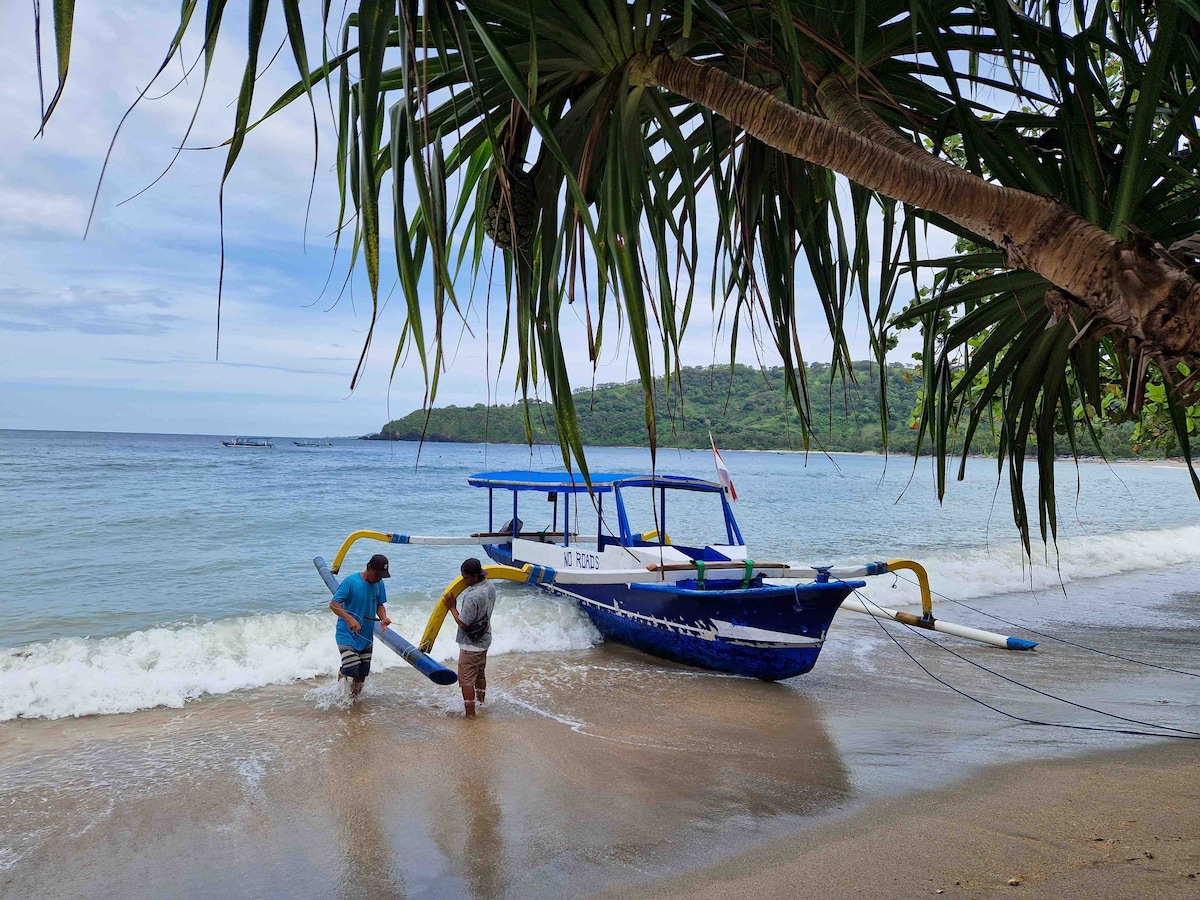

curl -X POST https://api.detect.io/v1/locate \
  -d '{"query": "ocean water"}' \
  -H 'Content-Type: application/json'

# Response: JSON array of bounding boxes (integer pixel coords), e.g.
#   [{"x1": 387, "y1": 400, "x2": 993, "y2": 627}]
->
[
  {"x1": 1, "y1": 428, "x2": 1199, "y2": 723},
  {"x1": 2, "y1": 430, "x2": 1200, "y2": 898}
]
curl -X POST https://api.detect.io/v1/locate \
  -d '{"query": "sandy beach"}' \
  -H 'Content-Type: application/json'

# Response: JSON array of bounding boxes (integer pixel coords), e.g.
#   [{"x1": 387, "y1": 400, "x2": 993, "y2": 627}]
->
[{"x1": 610, "y1": 741, "x2": 1200, "y2": 900}]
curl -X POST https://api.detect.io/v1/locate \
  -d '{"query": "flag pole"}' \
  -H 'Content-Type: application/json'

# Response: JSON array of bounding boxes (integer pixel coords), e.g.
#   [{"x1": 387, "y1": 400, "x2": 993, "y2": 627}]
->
[{"x1": 709, "y1": 431, "x2": 738, "y2": 501}]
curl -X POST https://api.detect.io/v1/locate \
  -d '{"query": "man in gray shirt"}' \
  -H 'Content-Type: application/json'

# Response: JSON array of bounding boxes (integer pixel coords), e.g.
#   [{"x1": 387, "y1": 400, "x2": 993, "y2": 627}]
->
[{"x1": 444, "y1": 557, "x2": 496, "y2": 718}]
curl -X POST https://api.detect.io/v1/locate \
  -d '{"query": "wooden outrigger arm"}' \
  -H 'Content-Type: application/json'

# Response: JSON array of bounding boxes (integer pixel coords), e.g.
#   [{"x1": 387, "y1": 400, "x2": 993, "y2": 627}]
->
[
  {"x1": 416, "y1": 563, "x2": 550, "y2": 653},
  {"x1": 814, "y1": 559, "x2": 1037, "y2": 651},
  {"x1": 328, "y1": 529, "x2": 574, "y2": 573}
]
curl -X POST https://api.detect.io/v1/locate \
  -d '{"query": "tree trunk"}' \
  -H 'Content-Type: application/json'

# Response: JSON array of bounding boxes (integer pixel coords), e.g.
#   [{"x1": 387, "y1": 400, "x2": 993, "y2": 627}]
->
[{"x1": 633, "y1": 52, "x2": 1200, "y2": 366}]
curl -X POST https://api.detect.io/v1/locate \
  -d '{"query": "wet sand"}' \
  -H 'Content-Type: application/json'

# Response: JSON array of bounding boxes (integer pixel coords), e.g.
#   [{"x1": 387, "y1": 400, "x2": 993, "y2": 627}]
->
[
  {"x1": 0, "y1": 647, "x2": 857, "y2": 899},
  {"x1": 2, "y1": 639, "x2": 1198, "y2": 899}
]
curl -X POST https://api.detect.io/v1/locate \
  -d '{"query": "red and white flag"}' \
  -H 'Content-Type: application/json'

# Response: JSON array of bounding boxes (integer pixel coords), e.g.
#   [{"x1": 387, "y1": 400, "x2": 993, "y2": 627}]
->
[{"x1": 709, "y1": 432, "x2": 738, "y2": 501}]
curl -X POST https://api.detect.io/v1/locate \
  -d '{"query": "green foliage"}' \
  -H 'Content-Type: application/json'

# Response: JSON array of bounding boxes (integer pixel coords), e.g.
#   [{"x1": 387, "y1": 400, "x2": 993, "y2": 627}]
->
[
  {"x1": 380, "y1": 362, "x2": 927, "y2": 454},
  {"x1": 1072, "y1": 362, "x2": 1200, "y2": 457},
  {"x1": 381, "y1": 360, "x2": 1185, "y2": 460}
]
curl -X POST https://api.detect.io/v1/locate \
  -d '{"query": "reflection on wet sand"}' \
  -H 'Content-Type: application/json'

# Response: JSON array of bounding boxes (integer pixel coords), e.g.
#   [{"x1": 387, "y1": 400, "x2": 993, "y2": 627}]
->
[
  {"x1": 328, "y1": 707, "x2": 407, "y2": 900},
  {"x1": 351, "y1": 645, "x2": 854, "y2": 895},
  {"x1": 427, "y1": 725, "x2": 507, "y2": 899},
  {"x1": 487, "y1": 645, "x2": 852, "y2": 860}
]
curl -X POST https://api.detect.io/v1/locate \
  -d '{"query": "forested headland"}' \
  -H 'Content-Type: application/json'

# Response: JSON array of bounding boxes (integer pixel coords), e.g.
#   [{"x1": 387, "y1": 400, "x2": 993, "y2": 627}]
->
[{"x1": 370, "y1": 363, "x2": 1160, "y2": 458}]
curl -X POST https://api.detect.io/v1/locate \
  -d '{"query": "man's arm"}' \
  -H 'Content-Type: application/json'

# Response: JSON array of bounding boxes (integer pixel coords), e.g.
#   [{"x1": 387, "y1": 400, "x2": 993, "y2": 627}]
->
[
  {"x1": 376, "y1": 602, "x2": 391, "y2": 631},
  {"x1": 443, "y1": 591, "x2": 467, "y2": 627}
]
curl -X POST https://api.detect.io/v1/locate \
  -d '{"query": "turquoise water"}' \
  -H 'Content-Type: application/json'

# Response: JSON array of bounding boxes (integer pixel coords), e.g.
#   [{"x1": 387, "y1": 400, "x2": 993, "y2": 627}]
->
[{"x1": 2, "y1": 428, "x2": 1200, "y2": 721}]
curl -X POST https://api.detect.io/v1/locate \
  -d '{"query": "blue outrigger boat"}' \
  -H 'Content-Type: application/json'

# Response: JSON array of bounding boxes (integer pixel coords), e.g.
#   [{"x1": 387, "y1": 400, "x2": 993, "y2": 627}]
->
[
  {"x1": 464, "y1": 471, "x2": 855, "y2": 680},
  {"x1": 317, "y1": 470, "x2": 1036, "y2": 683}
]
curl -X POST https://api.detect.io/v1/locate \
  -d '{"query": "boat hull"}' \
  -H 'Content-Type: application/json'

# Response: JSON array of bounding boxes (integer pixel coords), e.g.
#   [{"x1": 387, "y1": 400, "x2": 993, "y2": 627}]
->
[
  {"x1": 570, "y1": 581, "x2": 855, "y2": 680},
  {"x1": 484, "y1": 543, "x2": 859, "y2": 680}
]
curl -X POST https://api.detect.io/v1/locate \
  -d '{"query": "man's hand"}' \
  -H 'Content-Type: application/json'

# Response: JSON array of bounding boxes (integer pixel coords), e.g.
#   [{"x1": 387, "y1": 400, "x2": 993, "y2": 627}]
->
[
  {"x1": 379, "y1": 614, "x2": 392, "y2": 631},
  {"x1": 346, "y1": 616, "x2": 361, "y2": 634},
  {"x1": 442, "y1": 591, "x2": 457, "y2": 610}
]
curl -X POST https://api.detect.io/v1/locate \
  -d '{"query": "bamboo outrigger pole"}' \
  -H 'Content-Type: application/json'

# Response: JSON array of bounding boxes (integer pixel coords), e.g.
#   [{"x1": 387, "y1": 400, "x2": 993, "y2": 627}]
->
[
  {"x1": 328, "y1": 530, "x2": 575, "y2": 573},
  {"x1": 314, "y1": 557, "x2": 459, "y2": 685}
]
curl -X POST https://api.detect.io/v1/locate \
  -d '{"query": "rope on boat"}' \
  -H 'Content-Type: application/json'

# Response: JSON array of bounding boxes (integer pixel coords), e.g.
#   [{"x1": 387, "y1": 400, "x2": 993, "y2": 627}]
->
[{"x1": 849, "y1": 588, "x2": 1200, "y2": 740}]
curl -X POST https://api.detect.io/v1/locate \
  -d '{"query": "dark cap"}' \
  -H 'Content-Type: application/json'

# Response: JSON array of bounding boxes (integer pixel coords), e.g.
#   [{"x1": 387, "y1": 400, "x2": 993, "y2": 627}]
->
[
  {"x1": 367, "y1": 554, "x2": 391, "y2": 578},
  {"x1": 460, "y1": 557, "x2": 483, "y2": 577}
]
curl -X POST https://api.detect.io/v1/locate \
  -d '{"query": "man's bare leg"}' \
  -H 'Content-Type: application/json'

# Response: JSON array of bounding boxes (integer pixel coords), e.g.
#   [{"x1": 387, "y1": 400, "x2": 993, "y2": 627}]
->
[
  {"x1": 350, "y1": 677, "x2": 365, "y2": 700},
  {"x1": 461, "y1": 684, "x2": 476, "y2": 718},
  {"x1": 476, "y1": 675, "x2": 486, "y2": 705}
]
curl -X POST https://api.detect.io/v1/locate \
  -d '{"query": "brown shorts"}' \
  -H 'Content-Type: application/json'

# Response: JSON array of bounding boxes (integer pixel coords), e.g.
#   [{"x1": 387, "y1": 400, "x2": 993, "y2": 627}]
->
[{"x1": 458, "y1": 648, "x2": 487, "y2": 688}]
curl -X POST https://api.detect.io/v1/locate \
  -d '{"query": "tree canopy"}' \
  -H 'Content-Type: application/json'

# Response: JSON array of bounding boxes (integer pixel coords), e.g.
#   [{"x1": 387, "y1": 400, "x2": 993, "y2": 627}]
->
[
  {"x1": 377, "y1": 362, "x2": 928, "y2": 452},
  {"x1": 377, "y1": 360, "x2": 1168, "y2": 458},
  {"x1": 34, "y1": 0, "x2": 1200, "y2": 551}
]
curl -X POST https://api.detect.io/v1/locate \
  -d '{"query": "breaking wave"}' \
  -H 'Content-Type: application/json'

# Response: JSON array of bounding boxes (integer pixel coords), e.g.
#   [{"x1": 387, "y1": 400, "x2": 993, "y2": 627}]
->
[
  {"x1": 0, "y1": 599, "x2": 599, "y2": 722},
  {"x1": 848, "y1": 524, "x2": 1200, "y2": 608}
]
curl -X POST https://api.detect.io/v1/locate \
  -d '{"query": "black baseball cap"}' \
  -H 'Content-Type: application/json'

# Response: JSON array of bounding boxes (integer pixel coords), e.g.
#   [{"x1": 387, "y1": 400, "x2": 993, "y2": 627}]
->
[
  {"x1": 367, "y1": 554, "x2": 391, "y2": 578},
  {"x1": 460, "y1": 557, "x2": 483, "y2": 576}
]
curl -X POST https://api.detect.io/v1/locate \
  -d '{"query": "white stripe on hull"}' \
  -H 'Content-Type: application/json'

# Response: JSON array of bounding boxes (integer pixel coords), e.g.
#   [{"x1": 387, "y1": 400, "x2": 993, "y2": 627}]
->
[
  {"x1": 709, "y1": 619, "x2": 822, "y2": 647},
  {"x1": 545, "y1": 585, "x2": 823, "y2": 648}
]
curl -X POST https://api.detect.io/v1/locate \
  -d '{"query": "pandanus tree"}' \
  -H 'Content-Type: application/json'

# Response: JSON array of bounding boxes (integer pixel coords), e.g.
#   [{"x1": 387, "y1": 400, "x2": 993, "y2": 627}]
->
[{"x1": 34, "y1": 0, "x2": 1200, "y2": 549}]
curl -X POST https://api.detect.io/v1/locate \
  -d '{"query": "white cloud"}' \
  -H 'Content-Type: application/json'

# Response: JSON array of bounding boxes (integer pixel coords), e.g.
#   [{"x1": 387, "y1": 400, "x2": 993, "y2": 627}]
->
[{"x1": 0, "y1": 185, "x2": 90, "y2": 239}]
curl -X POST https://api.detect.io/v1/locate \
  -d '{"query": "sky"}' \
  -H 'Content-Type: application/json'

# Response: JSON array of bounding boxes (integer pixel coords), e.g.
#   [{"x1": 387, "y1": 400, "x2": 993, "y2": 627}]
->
[{"x1": 0, "y1": 3, "x2": 947, "y2": 438}]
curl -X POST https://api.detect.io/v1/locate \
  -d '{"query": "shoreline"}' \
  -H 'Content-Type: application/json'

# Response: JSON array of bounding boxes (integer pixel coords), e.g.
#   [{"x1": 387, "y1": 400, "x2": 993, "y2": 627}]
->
[
  {"x1": 600, "y1": 739, "x2": 1200, "y2": 900},
  {"x1": 10, "y1": 701, "x2": 1193, "y2": 900},
  {"x1": 4, "y1": 433, "x2": 1198, "y2": 897},
  {"x1": 364, "y1": 433, "x2": 1189, "y2": 467},
  {"x1": 4, "y1": 429, "x2": 1186, "y2": 467}
]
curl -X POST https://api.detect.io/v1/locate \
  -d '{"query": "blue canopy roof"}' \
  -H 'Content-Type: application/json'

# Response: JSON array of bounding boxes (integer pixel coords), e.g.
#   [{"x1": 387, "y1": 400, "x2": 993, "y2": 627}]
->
[{"x1": 467, "y1": 471, "x2": 725, "y2": 494}]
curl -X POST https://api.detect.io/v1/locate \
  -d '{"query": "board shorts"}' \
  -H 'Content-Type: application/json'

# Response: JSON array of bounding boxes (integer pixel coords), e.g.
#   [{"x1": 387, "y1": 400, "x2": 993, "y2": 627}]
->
[
  {"x1": 338, "y1": 644, "x2": 373, "y2": 680},
  {"x1": 458, "y1": 648, "x2": 487, "y2": 689}
]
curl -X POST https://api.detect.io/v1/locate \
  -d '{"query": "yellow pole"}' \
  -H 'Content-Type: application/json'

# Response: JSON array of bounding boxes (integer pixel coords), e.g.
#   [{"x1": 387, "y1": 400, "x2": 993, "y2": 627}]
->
[
  {"x1": 417, "y1": 564, "x2": 543, "y2": 654},
  {"x1": 329, "y1": 530, "x2": 393, "y2": 573},
  {"x1": 884, "y1": 559, "x2": 933, "y2": 620}
]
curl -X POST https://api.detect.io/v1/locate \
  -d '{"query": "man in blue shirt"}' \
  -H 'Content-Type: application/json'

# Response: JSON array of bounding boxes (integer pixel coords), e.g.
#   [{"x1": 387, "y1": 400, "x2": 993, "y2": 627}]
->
[{"x1": 329, "y1": 553, "x2": 392, "y2": 700}]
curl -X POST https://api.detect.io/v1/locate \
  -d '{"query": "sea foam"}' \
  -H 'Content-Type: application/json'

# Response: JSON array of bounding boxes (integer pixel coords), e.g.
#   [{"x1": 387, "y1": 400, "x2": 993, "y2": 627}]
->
[
  {"x1": 0, "y1": 599, "x2": 599, "y2": 722},
  {"x1": 849, "y1": 523, "x2": 1200, "y2": 609}
]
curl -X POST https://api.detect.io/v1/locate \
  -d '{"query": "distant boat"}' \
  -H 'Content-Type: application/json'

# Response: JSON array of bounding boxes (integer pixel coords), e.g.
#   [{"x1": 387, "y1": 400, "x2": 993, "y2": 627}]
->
[
  {"x1": 293, "y1": 439, "x2": 333, "y2": 447},
  {"x1": 222, "y1": 437, "x2": 274, "y2": 448}
]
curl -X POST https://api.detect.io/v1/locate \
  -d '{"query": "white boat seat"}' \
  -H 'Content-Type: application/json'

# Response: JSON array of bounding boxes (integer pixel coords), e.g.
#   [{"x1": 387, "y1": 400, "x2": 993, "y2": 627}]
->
[
  {"x1": 625, "y1": 545, "x2": 694, "y2": 566},
  {"x1": 705, "y1": 545, "x2": 747, "y2": 561}
]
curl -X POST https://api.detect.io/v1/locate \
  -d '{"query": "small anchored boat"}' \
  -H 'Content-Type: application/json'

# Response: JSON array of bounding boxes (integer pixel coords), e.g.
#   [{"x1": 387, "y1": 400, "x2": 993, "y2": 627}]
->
[
  {"x1": 318, "y1": 470, "x2": 1036, "y2": 681},
  {"x1": 222, "y1": 437, "x2": 274, "y2": 448},
  {"x1": 293, "y1": 439, "x2": 333, "y2": 447}
]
